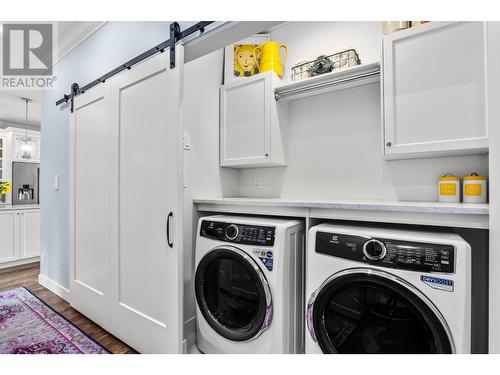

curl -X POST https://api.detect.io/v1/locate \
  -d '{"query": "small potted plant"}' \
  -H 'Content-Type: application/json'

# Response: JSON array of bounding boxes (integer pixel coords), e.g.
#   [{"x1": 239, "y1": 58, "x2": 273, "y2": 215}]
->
[
  {"x1": 307, "y1": 55, "x2": 335, "y2": 77},
  {"x1": 0, "y1": 180, "x2": 12, "y2": 195}
]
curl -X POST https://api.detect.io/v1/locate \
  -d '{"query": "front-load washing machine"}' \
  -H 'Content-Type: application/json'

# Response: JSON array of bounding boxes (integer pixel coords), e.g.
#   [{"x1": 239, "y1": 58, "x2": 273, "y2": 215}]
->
[
  {"x1": 306, "y1": 223, "x2": 471, "y2": 354},
  {"x1": 195, "y1": 215, "x2": 305, "y2": 353}
]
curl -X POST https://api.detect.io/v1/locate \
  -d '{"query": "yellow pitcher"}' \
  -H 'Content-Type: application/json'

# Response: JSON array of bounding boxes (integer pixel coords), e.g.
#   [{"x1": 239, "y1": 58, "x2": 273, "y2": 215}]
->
[{"x1": 254, "y1": 41, "x2": 288, "y2": 78}]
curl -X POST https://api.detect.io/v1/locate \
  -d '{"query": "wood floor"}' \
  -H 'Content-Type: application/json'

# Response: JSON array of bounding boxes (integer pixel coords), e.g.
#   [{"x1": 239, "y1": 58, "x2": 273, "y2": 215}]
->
[{"x1": 0, "y1": 262, "x2": 136, "y2": 354}]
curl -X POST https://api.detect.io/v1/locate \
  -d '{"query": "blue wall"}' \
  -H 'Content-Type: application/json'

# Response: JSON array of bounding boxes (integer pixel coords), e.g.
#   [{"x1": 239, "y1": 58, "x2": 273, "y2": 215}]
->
[{"x1": 41, "y1": 22, "x2": 184, "y2": 288}]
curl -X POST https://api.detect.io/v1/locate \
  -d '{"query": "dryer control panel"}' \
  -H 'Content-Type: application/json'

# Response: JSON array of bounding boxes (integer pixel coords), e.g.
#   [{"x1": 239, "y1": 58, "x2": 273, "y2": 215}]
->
[
  {"x1": 200, "y1": 220, "x2": 276, "y2": 246},
  {"x1": 315, "y1": 231, "x2": 455, "y2": 274}
]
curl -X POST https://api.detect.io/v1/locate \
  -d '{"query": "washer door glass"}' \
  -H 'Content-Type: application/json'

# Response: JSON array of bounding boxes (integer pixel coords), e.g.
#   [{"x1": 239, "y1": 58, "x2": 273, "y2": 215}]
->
[
  {"x1": 311, "y1": 272, "x2": 453, "y2": 354},
  {"x1": 195, "y1": 247, "x2": 270, "y2": 341}
]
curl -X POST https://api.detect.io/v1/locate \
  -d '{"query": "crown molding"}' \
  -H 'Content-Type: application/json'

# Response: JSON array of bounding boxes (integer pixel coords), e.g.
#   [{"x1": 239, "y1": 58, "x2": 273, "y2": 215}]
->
[{"x1": 55, "y1": 21, "x2": 107, "y2": 64}]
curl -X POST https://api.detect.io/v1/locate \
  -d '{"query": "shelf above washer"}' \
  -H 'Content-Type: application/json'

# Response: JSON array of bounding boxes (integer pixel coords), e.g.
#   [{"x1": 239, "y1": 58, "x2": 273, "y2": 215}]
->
[{"x1": 274, "y1": 62, "x2": 380, "y2": 102}]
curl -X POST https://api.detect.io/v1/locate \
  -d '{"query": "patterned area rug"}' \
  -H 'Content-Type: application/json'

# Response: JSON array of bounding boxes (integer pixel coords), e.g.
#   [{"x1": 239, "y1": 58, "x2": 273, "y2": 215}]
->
[{"x1": 0, "y1": 287, "x2": 108, "y2": 354}]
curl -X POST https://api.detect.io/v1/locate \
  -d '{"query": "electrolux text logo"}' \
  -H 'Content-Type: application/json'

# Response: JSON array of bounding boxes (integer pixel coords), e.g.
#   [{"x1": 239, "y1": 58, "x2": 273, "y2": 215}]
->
[{"x1": 1, "y1": 22, "x2": 58, "y2": 90}]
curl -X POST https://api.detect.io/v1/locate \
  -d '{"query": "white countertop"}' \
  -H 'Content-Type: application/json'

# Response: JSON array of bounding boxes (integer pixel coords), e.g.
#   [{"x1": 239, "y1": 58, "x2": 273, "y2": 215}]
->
[
  {"x1": 194, "y1": 197, "x2": 488, "y2": 229},
  {"x1": 193, "y1": 198, "x2": 488, "y2": 215},
  {"x1": 0, "y1": 204, "x2": 40, "y2": 211}
]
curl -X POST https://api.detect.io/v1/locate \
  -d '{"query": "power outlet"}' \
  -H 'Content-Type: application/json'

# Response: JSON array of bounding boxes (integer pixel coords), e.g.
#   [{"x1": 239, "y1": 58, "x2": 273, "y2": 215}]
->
[{"x1": 254, "y1": 177, "x2": 261, "y2": 188}]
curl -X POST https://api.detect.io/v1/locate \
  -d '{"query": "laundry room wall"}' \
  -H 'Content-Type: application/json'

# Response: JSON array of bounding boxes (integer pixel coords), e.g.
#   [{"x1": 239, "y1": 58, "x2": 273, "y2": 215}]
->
[
  {"x1": 274, "y1": 21, "x2": 382, "y2": 85},
  {"x1": 42, "y1": 20, "x2": 488, "y2": 294},
  {"x1": 235, "y1": 22, "x2": 489, "y2": 200},
  {"x1": 182, "y1": 49, "x2": 239, "y2": 342}
]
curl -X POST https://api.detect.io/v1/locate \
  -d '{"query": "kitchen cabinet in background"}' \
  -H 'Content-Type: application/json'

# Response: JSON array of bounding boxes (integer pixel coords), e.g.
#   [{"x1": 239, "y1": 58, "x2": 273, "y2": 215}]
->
[
  {"x1": 19, "y1": 209, "x2": 41, "y2": 259},
  {"x1": 382, "y1": 21, "x2": 488, "y2": 159},
  {"x1": 0, "y1": 211, "x2": 17, "y2": 264},
  {"x1": 0, "y1": 209, "x2": 40, "y2": 268}
]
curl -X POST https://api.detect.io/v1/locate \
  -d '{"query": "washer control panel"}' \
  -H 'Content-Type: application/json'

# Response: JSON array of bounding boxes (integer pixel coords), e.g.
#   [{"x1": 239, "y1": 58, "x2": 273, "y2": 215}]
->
[
  {"x1": 315, "y1": 231, "x2": 455, "y2": 273},
  {"x1": 200, "y1": 220, "x2": 276, "y2": 246}
]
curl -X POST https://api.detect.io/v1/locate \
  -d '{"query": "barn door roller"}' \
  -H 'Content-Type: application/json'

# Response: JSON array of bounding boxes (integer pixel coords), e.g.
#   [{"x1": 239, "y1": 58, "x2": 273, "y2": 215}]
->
[{"x1": 170, "y1": 22, "x2": 181, "y2": 69}]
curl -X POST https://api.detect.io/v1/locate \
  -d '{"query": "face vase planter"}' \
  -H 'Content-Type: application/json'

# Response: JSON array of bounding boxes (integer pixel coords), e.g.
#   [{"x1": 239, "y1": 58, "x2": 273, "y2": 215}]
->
[{"x1": 234, "y1": 44, "x2": 260, "y2": 77}]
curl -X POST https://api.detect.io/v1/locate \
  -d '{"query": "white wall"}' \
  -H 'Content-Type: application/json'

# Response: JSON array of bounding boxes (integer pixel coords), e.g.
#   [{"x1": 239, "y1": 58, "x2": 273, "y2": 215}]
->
[
  {"x1": 236, "y1": 22, "x2": 489, "y2": 201},
  {"x1": 274, "y1": 21, "x2": 382, "y2": 85},
  {"x1": 487, "y1": 22, "x2": 500, "y2": 353},
  {"x1": 181, "y1": 23, "x2": 489, "y2": 332},
  {"x1": 182, "y1": 49, "x2": 239, "y2": 335}
]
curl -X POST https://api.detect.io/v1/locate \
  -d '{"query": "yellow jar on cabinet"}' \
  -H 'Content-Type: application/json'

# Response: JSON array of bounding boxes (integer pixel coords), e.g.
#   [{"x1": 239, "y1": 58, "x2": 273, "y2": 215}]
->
[
  {"x1": 254, "y1": 41, "x2": 288, "y2": 78},
  {"x1": 463, "y1": 173, "x2": 487, "y2": 203},
  {"x1": 439, "y1": 174, "x2": 460, "y2": 203}
]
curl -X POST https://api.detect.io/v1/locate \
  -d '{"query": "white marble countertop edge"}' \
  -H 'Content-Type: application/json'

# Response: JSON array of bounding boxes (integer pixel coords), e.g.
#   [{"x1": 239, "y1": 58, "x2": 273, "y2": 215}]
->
[
  {"x1": 193, "y1": 198, "x2": 489, "y2": 215},
  {"x1": 0, "y1": 204, "x2": 40, "y2": 211}
]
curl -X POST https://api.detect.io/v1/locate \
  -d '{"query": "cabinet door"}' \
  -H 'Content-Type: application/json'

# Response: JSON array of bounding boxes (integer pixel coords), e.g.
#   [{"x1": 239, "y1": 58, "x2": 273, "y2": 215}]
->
[
  {"x1": 220, "y1": 72, "x2": 271, "y2": 167},
  {"x1": 20, "y1": 209, "x2": 40, "y2": 259},
  {"x1": 0, "y1": 211, "x2": 18, "y2": 263},
  {"x1": 69, "y1": 83, "x2": 111, "y2": 328},
  {"x1": 383, "y1": 22, "x2": 488, "y2": 159},
  {"x1": 109, "y1": 47, "x2": 184, "y2": 353}
]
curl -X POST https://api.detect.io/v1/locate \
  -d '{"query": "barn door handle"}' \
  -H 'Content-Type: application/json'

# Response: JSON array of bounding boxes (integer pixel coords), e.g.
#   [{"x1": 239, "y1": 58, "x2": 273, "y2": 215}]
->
[{"x1": 166, "y1": 212, "x2": 174, "y2": 248}]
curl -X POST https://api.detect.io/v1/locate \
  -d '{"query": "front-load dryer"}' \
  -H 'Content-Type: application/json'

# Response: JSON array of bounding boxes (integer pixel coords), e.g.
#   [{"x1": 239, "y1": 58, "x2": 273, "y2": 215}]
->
[
  {"x1": 195, "y1": 215, "x2": 305, "y2": 354},
  {"x1": 306, "y1": 223, "x2": 471, "y2": 354}
]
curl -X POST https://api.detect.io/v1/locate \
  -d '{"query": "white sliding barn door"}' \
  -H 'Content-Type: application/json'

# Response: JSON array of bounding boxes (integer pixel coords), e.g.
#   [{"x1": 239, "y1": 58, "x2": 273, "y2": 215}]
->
[
  {"x1": 69, "y1": 83, "x2": 111, "y2": 328},
  {"x1": 109, "y1": 46, "x2": 184, "y2": 353}
]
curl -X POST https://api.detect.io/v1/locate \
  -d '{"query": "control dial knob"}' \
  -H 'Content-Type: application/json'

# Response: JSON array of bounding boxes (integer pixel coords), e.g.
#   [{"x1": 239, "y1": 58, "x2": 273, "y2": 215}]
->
[
  {"x1": 363, "y1": 239, "x2": 387, "y2": 260},
  {"x1": 225, "y1": 224, "x2": 239, "y2": 240}
]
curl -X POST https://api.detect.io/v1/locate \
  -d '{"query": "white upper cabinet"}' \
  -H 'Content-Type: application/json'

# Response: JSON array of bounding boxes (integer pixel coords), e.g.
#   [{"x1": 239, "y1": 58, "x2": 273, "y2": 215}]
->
[
  {"x1": 220, "y1": 71, "x2": 287, "y2": 168},
  {"x1": 382, "y1": 22, "x2": 488, "y2": 159}
]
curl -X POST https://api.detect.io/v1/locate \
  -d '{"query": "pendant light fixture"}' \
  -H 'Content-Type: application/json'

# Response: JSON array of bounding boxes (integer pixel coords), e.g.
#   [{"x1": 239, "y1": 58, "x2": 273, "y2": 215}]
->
[{"x1": 19, "y1": 97, "x2": 34, "y2": 160}]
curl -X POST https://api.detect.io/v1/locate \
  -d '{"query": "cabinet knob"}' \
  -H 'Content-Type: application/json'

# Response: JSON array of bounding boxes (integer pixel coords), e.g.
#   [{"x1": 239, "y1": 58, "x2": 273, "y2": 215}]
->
[
  {"x1": 265, "y1": 153, "x2": 269, "y2": 157},
  {"x1": 386, "y1": 142, "x2": 392, "y2": 147}
]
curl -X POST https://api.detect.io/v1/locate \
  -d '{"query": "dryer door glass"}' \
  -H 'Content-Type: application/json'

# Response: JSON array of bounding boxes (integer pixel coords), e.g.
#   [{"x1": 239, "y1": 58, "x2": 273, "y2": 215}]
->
[
  {"x1": 311, "y1": 272, "x2": 453, "y2": 354},
  {"x1": 195, "y1": 247, "x2": 271, "y2": 341}
]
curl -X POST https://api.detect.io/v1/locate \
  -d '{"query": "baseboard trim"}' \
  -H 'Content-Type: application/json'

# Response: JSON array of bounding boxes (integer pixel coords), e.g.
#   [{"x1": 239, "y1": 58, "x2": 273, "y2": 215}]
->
[{"x1": 38, "y1": 274, "x2": 71, "y2": 302}]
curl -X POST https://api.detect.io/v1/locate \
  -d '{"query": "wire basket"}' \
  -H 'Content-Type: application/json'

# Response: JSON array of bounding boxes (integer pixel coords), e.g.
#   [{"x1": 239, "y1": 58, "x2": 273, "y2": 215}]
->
[{"x1": 291, "y1": 49, "x2": 361, "y2": 82}]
